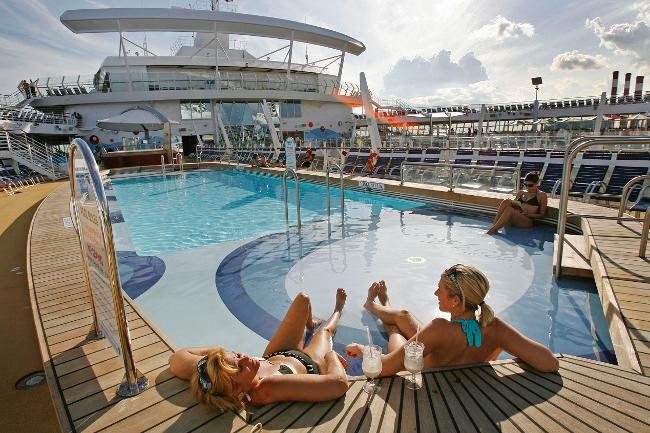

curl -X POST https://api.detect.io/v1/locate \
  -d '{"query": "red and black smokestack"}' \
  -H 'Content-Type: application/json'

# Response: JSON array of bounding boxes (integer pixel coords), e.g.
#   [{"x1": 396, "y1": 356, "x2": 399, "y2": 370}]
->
[
  {"x1": 634, "y1": 76, "x2": 644, "y2": 101},
  {"x1": 623, "y1": 73, "x2": 632, "y2": 100},
  {"x1": 610, "y1": 71, "x2": 619, "y2": 103}
]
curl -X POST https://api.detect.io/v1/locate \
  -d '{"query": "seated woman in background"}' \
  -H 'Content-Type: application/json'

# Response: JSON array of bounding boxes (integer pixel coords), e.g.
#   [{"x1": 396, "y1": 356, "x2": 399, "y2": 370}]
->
[
  {"x1": 169, "y1": 289, "x2": 349, "y2": 412},
  {"x1": 297, "y1": 148, "x2": 315, "y2": 168},
  {"x1": 345, "y1": 265, "x2": 559, "y2": 375},
  {"x1": 486, "y1": 172, "x2": 547, "y2": 235},
  {"x1": 251, "y1": 153, "x2": 270, "y2": 168}
]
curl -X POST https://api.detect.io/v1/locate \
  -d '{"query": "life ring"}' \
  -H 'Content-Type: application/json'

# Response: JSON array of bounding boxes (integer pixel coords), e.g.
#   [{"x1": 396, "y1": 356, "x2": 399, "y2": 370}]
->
[{"x1": 89, "y1": 135, "x2": 100, "y2": 145}]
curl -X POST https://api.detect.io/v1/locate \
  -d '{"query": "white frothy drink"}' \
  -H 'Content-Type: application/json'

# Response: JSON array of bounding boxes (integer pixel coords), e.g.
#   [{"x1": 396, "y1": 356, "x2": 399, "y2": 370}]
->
[{"x1": 404, "y1": 356, "x2": 423, "y2": 374}]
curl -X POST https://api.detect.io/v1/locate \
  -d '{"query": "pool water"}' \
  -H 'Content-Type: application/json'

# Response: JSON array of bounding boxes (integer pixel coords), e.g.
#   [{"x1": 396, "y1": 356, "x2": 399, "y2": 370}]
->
[{"x1": 109, "y1": 170, "x2": 616, "y2": 375}]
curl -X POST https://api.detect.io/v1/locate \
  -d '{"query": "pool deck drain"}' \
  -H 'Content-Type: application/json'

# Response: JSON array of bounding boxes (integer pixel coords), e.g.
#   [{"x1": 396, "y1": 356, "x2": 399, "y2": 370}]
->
[{"x1": 26, "y1": 180, "x2": 650, "y2": 432}]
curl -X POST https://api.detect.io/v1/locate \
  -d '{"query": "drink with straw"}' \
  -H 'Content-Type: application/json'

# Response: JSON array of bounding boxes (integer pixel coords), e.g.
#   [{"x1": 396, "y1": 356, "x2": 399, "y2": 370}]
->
[
  {"x1": 362, "y1": 344, "x2": 382, "y2": 394},
  {"x1": 404, "y1": 324, "x2": 424, "y2": 390},
  {"x1": 404, "y1": 341, "x2": 424, "y2": 390}
]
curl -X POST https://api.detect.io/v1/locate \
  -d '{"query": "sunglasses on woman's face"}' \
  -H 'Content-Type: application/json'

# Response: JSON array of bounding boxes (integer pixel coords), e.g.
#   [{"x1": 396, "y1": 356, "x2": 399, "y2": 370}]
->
[{"x1": 525, "y1": 183, "x2": 536, "y2": 187}]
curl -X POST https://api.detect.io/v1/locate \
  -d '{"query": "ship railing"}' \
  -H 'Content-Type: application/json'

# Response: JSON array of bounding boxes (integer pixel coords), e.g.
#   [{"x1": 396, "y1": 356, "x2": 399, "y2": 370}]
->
[
  {"x1": 23, "y1": 73, "x2": 361, "y2": 99},
  {"x1": 400, "y1": 161, "x2": 520, "y2": 194}
]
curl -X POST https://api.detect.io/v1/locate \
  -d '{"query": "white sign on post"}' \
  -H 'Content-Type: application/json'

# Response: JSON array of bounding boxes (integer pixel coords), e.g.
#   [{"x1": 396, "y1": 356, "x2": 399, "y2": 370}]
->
[{"x1": 285, "y1": 137, "x2": 297, "y2": 170}]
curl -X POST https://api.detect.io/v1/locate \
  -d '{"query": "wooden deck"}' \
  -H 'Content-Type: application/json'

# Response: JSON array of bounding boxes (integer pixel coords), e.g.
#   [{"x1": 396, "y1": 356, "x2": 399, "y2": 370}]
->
[{"x1": 27, "y1": 183, "x2": 650, "y2": 432}]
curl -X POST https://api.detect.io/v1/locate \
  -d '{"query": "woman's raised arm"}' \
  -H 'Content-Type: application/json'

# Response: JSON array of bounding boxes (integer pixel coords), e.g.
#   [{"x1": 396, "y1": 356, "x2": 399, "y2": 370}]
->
[{"x1": 495, "y1": 319, "x2": 559, "y2": 372}]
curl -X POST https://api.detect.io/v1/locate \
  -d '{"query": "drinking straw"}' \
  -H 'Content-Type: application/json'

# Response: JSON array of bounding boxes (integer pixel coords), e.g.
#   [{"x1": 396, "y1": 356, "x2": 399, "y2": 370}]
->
[
  {"x1": 365, "y1": 326, "x2": 374, "y2": 356},
  {"x1": 415, "y1": 324, "x2": 420, "y2": 345}
]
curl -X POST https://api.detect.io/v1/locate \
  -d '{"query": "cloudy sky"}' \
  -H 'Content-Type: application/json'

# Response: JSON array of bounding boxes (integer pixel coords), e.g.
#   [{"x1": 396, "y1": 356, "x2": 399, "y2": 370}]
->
[{"x1": 1, "y1": 0, "x2": 649, "y2": 105}]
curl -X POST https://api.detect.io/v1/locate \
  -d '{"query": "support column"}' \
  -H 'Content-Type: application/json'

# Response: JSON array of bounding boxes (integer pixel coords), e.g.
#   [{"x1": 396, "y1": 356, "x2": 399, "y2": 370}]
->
[
  {"x1": 286, "y1": 32, "x2": 294, "y2": 82},
  {"x1": 118, "y1": 22, "x2": 132, "y2": 93},
  {"x1": 336, "y1": 50, "x2": 345, "y2": 87},
  {"x1": 211, "y1": 99, "x2": 220, "y2": 146},
  {"x1": 359, "y1": 72, "x2": 381, "y2": 152},
  {"x1": 262, "y1": 99, "x2": 282, "y2": 159},
  {"x1": 593, "y1": 92, "x2": 607, "y2": 135}
]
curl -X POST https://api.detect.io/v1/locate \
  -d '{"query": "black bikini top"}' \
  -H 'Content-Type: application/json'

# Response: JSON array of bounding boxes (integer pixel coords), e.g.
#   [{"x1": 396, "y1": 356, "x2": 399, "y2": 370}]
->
[{"x1": 518, "y1": 192, "x2": 540, "y2": 207}]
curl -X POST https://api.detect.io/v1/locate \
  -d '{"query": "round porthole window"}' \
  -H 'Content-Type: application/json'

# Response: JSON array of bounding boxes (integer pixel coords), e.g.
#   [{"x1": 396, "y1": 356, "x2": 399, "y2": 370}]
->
[{"x1": 15, "y1": 371, "x2": 46, "y2": 390}]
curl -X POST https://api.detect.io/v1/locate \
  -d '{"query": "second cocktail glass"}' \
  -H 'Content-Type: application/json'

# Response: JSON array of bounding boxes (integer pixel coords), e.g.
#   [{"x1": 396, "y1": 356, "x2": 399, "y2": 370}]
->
[
  {"x1": 362, "y1": 344, "x2": 382, "y2": 394},
  {"x1": 404, "y1": 341, "x2": 424, "y2": 390}
]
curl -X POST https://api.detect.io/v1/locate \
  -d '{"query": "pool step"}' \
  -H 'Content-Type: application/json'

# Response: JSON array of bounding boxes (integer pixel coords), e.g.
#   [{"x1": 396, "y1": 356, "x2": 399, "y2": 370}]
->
[{"x1": 553, "y1": 234, "x2": 593, "y2": 278}]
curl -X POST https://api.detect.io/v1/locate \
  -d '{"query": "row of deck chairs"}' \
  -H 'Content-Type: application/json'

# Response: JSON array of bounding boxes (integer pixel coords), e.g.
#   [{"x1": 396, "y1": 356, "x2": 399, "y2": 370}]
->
[
  {"x1": 1, "y1": 168, "x2": 48, "y2": 196},
  {"x1": 0, "y1": 107, "x2": 71, "y2": 124},
  {"x1": 196, "y1": 146, "x2": 650, "y2": 211}
]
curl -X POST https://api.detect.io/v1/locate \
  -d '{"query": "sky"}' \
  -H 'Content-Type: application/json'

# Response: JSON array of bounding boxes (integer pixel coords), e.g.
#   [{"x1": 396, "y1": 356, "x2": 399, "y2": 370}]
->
[{"x1": 1, "y1": 0, "x2": 649, "y2": 106}]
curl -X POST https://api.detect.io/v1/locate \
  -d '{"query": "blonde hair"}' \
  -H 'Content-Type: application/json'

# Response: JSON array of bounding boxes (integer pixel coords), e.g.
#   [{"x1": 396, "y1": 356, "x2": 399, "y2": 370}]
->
[
  {"x1": 190, "y1": 347, "x2": 244, "y2": 413},
  {"x1": 441, "y1": 264, "x2": 495, "y2": 327}
]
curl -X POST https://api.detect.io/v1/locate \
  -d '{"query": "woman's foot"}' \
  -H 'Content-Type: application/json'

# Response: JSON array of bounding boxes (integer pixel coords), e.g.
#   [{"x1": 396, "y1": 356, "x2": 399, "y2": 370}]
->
[
  {"x1": 335, "y1": 288, "x2": 347, "y2": 312},
  {"x1": 363, "y1": 282, "x2": 380, "y2": 309},
  {"x1": 377, "y1": 281, "x2": 389, "y2": 306}
]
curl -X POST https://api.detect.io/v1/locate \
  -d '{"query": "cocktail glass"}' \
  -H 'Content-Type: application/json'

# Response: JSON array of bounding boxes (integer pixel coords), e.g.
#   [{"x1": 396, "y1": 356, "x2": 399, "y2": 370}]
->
[
  {"x1": 362, "y1": 344, "x2": 382, "y2": 394},
  {"x1": 404, "y1": 341, "x2": 424, "y2": 390}
]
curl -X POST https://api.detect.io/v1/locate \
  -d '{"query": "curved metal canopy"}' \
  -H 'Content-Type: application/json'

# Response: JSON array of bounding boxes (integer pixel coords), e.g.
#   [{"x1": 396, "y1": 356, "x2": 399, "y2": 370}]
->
[{"x1": 60, "y1": 8, "x2": 365, "y2": 55}]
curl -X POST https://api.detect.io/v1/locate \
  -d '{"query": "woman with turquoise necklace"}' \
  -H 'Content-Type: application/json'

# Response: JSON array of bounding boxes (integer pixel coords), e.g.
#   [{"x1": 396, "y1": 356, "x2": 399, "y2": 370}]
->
[{"x1": 345, "y1": 264, "x2": 559, "y2": 374}]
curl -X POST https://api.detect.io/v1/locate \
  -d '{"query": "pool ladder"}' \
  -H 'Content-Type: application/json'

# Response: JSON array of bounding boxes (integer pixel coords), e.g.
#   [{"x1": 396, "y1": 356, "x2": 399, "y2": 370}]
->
[
  {"x1": 282, "y1": 168, "x2": 301, "y2": 231},
  {"x1": 325, "y1": 163, "x2": 345, "y2": 221}
]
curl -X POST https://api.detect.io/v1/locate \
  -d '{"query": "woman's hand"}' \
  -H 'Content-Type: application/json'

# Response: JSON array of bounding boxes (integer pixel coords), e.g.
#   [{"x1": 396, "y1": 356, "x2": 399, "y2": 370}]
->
[
  {"x1": 335, "y1": 352, "x2": 350, "y2": 370},
  {"x1": 345, "y1": 343, "x2": 363, "y2": 358}
]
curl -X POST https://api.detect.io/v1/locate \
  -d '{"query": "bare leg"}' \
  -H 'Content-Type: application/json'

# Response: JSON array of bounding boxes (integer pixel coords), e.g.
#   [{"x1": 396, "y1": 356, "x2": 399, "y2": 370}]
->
[
  {"x1": 486, "y1": 206, "x2": 515, "y2": 235},
  {"x1": 364, "y1": 281, "x2": 422, "y2": 340},
  {"x1": 303, "y1": 289, "x2": 346, "y2": 363},
  {"x1": 493, "y1": 199, "x2": 513, "y2": 223},
  {"x1": 385, "y1": 323, "x2": 408, "y2": 353},
  {"x1": 487, "y1": 206, "x2": 534, "y2": 234},
  {"x1": 263, "y1": 292, "x2": 314, "y2": 356}
]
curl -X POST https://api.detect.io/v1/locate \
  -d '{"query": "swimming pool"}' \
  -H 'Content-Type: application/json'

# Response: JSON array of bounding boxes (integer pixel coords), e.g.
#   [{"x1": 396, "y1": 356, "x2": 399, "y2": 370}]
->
[{"x1": 108, "y1": 169, "x2": 616, "y2": 375}]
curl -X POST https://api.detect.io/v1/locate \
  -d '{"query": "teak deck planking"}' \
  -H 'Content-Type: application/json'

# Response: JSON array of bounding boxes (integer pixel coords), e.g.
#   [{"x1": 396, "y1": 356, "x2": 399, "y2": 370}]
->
[{"x1": 27, "y1": 182, "x2": 650, "y2": 432}]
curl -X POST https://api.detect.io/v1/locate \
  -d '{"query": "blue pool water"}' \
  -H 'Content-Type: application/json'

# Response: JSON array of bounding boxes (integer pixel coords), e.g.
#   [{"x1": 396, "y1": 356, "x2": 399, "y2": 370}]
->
[{"x1": 109, "y1": 170, "x2": 616, "y2": 375}]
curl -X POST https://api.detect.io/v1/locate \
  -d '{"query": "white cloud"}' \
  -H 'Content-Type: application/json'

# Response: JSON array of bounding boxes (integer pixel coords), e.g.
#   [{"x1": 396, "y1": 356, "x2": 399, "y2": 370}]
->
[
  {"x1": 551, "y1": 50, "x2": 607, "y2": 70},
  {"x1": 407, "y1": 80, "x2": 508, "y2": 106},
  {"x1": 382, "y1": 50, "x2": 488, "y2": 98},
  {"x1": 586, "y1": 3, "x2": 650, "y2": 67},
  {"x1": 473, "y1": 15, "x2": 534, "y2": 42}
]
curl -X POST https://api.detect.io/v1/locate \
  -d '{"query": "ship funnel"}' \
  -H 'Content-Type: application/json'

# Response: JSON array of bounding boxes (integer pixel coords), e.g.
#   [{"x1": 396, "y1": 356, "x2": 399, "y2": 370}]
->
[
  {"x1": 623, "y1": 73, "x2": 632, "y2": 99},
  {"x1": 634, "y1": 76, "x2": 644, "y2": 101},
  {"x1": 610, "y1": 71, "x2": 619, "y2": 103}
]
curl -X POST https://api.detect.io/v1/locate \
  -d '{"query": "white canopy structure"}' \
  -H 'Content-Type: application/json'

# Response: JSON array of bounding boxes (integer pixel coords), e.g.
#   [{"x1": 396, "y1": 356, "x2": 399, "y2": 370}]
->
[
  {"x1": 60, "y1": 8, "x2": 365, "y2": 56},
  {"x1": 97, "y1": 106, "x2": 174, "y2": 133}
]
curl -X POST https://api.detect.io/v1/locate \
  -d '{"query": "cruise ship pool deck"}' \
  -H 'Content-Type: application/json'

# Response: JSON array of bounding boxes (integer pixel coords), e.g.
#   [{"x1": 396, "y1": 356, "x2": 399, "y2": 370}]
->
[{"x1": 25, "y1": 164, "x2": 650, "y2": 432}]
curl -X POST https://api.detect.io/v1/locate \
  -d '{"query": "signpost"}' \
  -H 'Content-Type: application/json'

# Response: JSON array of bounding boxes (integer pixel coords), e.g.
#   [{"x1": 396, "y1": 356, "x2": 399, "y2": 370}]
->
[
  {"x1": 69, "y1": 138, "x2": 148, "y2": 398},
  {"x1": 285, "y1": 137, "x2": 297, "y2": 170}
]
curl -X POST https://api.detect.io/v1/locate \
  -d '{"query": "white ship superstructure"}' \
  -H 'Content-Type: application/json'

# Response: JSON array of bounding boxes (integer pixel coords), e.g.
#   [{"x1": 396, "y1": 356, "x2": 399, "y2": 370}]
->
[{"x1": 1, "y1": 2, "x2": 365, "y2": 168}]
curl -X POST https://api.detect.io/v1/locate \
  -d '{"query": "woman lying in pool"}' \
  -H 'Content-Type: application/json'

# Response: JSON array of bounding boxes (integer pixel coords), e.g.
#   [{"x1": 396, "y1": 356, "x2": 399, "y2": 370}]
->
[
  {"x1": 169, "y1": 289, "x2": 349, "y2": 412},
  {"x1": 345, "y1": 265, "x2": 559, "y2": 374}
]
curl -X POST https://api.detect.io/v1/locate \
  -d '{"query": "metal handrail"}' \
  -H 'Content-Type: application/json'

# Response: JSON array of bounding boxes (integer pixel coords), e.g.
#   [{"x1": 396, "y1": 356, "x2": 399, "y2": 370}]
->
[
  {"x1": 399, "y1": 161, "x2": 521, "y2": 192},
  {"x1": 640, "y1": 209, "x2": 650, "y2": 257},
  {"x1": 325, "y1": 163, "x2": 345, "y2": 221},
  {"x1": 555, "y1": 136, "x2": 650, "y2": 277},
  {"x1": 617, "y1": 175, "x2": 650, "y2": 221},
  {"x1": 161, "y1": 155, "x2": 166, "y2": 176},
  {"x1": 68, "y1": 138, "x2": 148, "y2": 397},
  {"x1": 282, "y1": 168, "x2": 301, "y2": 231}
]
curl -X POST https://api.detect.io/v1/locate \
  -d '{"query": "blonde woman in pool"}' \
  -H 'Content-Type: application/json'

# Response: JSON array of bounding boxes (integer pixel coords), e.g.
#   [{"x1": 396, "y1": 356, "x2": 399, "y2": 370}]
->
[
  {"x1": 345, "y1": 265, "x2": 559, "y2": 375},
  {"x1": 169, "y1": 289, "x2": 349, "y2": 412}
]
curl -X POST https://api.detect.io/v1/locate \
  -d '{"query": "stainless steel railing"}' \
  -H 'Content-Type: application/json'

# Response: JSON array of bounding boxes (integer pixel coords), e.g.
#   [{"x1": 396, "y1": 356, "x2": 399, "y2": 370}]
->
[
  {"x1": 325, "y1": 163, "x2": 345, "y2": 221},
  {"x1": 617, "y1": 175, "x2": 650, "y2": 221},
  {"x1": 282, "y1": 168, "x2": 301, "y2": 231},
  {"x1": 555, "y1": 136, "x2": 650, "y2": 277},
  {"x1": 399, "y1": 161, "x2": 521, "y2": 193},
  {"x1": 161, "y1": 155, "x2": 166, "y2": 176},
  {"x1": 641, "y1": 211, "x2": 649, "y2": 258}
]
